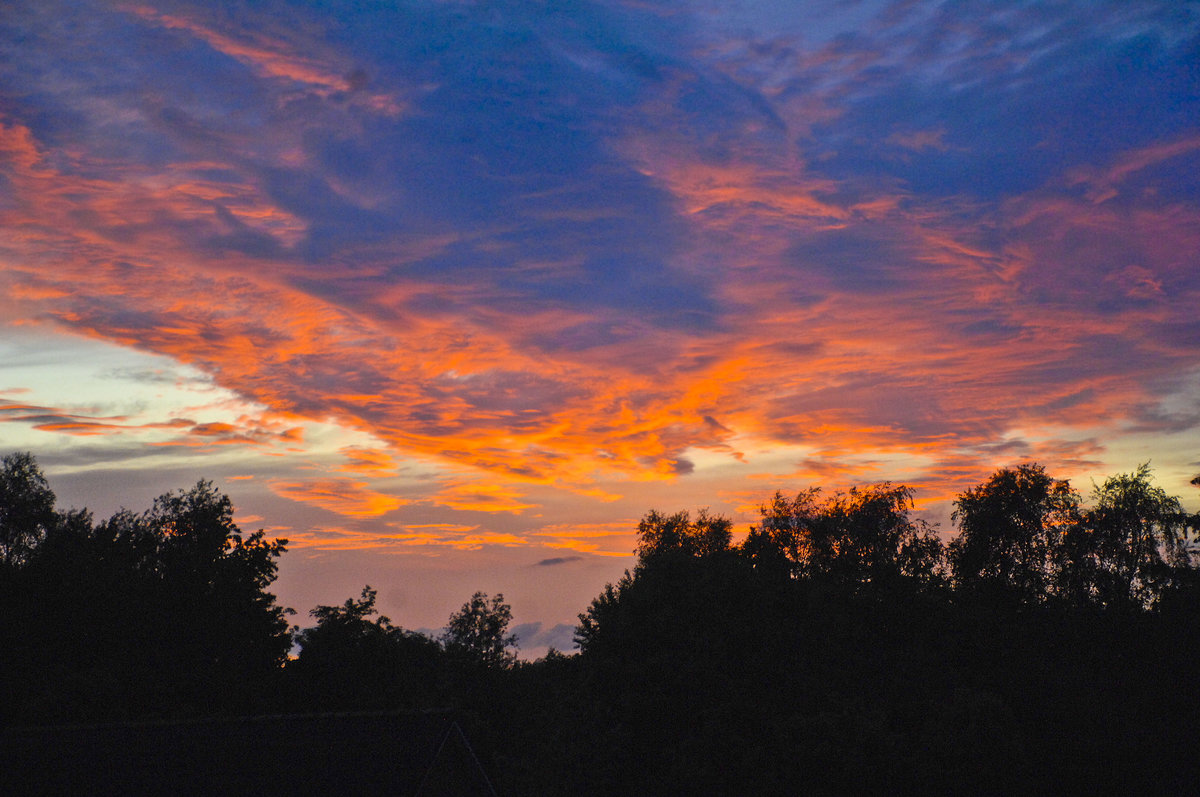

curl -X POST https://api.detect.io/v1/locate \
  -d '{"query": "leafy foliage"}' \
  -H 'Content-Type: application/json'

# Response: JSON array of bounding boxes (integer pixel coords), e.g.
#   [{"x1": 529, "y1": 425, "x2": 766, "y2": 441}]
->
[
  {"x1": 948, "y1": 463, "x2": 1080, "y2": 603},
  {"x1": 442, "y1": 591, "x2": 518, "y2": 669},
  {"x1": 744, "y1": 483, "x2": 945, "y2": 588},
  {"x1": 634, "y1": 509, "x2": 733, "y2": 560},
  {"x1": 0, "y1": 452, "x2": 56, "y2": 568},
  {"x1": 1071, "y1": 464, "x2": 1191, "y2": 608}
]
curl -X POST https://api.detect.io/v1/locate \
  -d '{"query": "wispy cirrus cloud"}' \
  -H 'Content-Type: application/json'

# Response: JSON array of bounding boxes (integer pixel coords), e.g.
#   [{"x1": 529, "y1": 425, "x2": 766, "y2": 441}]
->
[
  {"x1": 0, "y1": 396, "x2": 305, "y2": 449},
  {"x1": 1, "y1": 0, "x2": 1197, "y2": 562}
]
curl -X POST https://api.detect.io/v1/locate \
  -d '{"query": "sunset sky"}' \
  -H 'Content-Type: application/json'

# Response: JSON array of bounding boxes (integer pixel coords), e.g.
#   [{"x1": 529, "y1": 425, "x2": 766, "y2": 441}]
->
[{"x1": 2, "y1": 0, "x2": 1198, "y2": 655}]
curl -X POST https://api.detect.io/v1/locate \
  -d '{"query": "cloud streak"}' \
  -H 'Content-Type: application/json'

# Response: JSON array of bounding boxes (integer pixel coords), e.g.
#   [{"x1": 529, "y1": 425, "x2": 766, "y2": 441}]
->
[{"x1": 269, "y1": 478, "x2": 407, "y2": 518}]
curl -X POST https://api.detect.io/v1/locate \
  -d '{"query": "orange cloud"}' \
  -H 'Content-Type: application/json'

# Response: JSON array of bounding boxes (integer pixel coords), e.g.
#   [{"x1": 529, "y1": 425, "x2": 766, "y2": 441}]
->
[
  {"x1": 125, "y1": 6, "x2": 405, "y2": 116},
  {"x1": 531, "y1": 521, "x2": 640, "y2": 557},
  {"x1": 282, "y1": 522, "x2": 537, "y2": 553},
  {"x1": 127, "y1": 7, "x2": 351, "y2": 91},
  {"x1": 430, "y1": 481, "x2": 540, "y2": 515},
  {"x1": 3, "y1": 11, "x2": 1196, "y2": 528},
  {"x1": 269, "y1": 478, "x2": 407, "y2": 518},
  {"x1": 279, "y1": 526, "x2": 402, "y2": 552},
  {"x1": 31, "y1": 420, "x2": 127, "y2": 436},
  {"x1": 337, "y1": 447, "x2": 398, "y2": 477}
]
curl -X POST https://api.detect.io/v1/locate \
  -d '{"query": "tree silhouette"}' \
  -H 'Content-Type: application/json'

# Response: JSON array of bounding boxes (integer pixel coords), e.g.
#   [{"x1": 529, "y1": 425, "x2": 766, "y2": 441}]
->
[
  {"x1": 576, "y1": 507, "x2": 746, "y2": 655},
  {"x1": 0, "y1": 451, "x2": 57, "y2": 569},
  {"x1": 1069, "y1": 464, "x2": 1191, "y2": 608},
  {"x1": 740, "y1": 488, "x2": 813, "y2": 576},
  {"x1": 137, "y1": 481, "x2": 293, "y2": 680},
  {"x1": 290, "y1": 585, "x2": 443, "y2": 710},
  {"x1": 949, "y1": 463, "x2": 1080, "y2": 604},
  {"x1": 0, "y1": 457, "x2": 292, "y2": 721},
  {"x1": 634, "y1": 508, "x2": 732, "y2": 561},
  {"x1": 443, "y1": 592, "x2": 517, "y2": 669},
  {"x1": 742, "y1": 483, "x2": 945, "y2": 590},
  {"x1": 8, "y1": 448, "x2": 1200, "y2": 794}
]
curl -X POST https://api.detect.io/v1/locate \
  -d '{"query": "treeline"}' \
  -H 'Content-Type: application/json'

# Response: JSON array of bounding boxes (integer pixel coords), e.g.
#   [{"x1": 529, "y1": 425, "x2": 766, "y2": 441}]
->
[
  {"x1": 0, "y1": 451, "x2": 519, "y2": 725},
  {"x1": 2, "y1": 452, "x2": 1200, "y2": 794}
]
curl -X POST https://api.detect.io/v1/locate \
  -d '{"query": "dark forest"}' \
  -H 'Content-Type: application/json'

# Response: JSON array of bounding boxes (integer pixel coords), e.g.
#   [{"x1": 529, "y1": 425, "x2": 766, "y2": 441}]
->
[{"x1": 3, "y1": 451, "x2": 1199, "y2": 794}]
